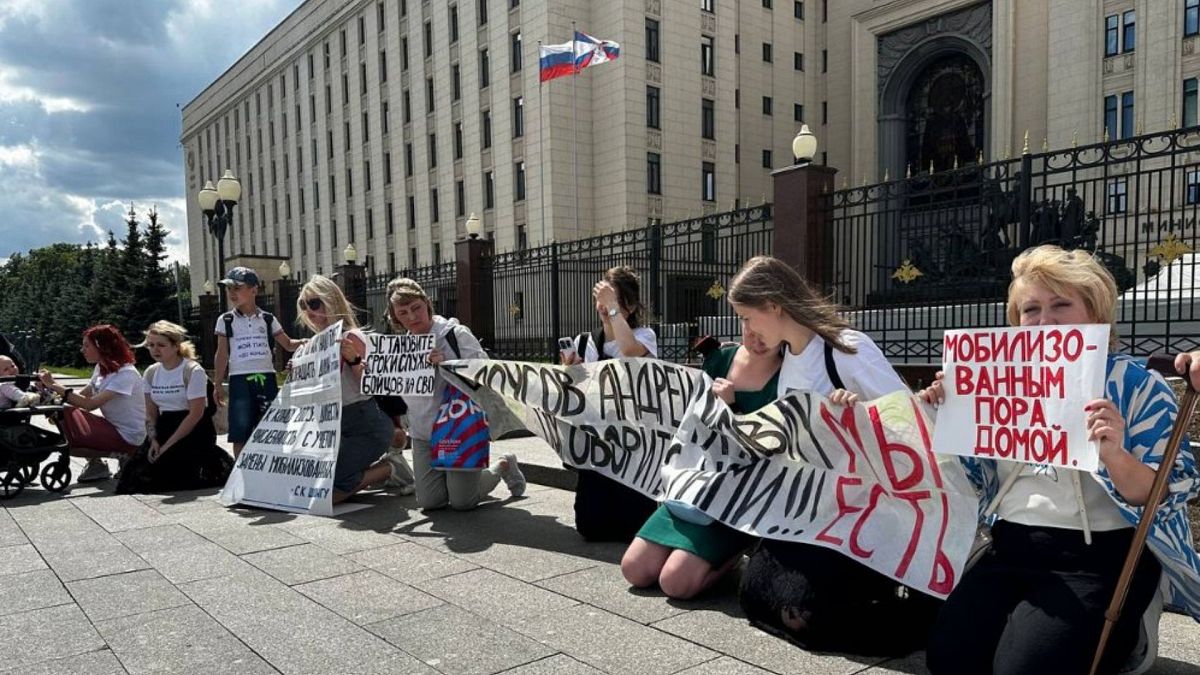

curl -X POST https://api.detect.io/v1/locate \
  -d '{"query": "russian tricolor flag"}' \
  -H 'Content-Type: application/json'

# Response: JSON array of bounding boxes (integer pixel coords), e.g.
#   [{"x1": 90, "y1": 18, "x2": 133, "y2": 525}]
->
[
  {"x1": 573, "y1": 31, "x2": 620, "y2": 70},
  {"x1": 539, "y1": 41, "x2": 575, "y2": 83},
  {"x1": 539, "y1": 31, "x2": 621, "y2": 83}
]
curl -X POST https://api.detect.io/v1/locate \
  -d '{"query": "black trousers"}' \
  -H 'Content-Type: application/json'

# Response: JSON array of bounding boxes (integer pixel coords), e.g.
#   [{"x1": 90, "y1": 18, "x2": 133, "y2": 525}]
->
[
  {"x1": 573, "y1": 468, "x2": 657, "y2": 543},
  {"x1": 927, "y1": 520, "x2": 1162, "y2": 675}
]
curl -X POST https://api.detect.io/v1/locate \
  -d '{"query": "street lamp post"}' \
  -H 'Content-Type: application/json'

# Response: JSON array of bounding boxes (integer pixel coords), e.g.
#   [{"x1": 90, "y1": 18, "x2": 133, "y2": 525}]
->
[
  {"x1": 197, "y1": 169, "x2": 242, "y2": 310},
  {"x1": 792, "y1": 124, "x2": 818, "y2": 166}
]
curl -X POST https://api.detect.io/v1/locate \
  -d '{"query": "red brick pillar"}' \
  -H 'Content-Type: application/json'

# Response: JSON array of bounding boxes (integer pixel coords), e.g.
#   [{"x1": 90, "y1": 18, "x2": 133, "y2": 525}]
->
[
  {"x1": 455, "y1": 236, "x2": 494, "y2": 351},
  {"x1": 770, "y1": 164, "x2": 838, "y2": 285}
]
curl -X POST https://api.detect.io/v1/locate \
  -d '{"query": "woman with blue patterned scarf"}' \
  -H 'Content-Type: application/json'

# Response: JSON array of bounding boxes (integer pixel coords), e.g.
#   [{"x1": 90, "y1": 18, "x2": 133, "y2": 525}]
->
[{"x1": 920, "y1": 245, "x2": 1200, "y2": 675}]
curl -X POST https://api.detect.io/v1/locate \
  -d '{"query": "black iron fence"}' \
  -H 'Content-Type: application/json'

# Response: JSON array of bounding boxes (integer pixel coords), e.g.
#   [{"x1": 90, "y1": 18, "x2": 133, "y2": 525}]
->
[
  {"x1": 489, "y1": 205, "x2": 773, "y2": 361},
  {"x1": 827, "y1": 127, "x2": 1200, "y2": 360},
  {"x1": 364, "y1": 262, "x2": 458, "y2": 330},
  {"x1": 361, "y1": 206, "x2": 772, "y2": 362}
]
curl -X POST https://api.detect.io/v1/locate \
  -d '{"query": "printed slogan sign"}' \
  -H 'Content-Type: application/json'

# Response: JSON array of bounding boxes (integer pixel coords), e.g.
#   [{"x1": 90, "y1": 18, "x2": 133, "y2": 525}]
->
[
  {"x1": 220, "y1": 321, "x2": 344, "y2": 516},
  {"x1": 361, "y1": 333, "x2": 436, "y2": 397},
  {"x1": 931, "y1": 325, "x2": 1109, "y2": 472},
  {"x1": 442, "y1": 358, "x2": 979, "y2": 597}
]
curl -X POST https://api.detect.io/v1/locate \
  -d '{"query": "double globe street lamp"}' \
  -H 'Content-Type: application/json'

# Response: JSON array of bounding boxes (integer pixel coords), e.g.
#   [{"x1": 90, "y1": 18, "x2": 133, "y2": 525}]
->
[{"x1": 197, "y1": 169, "x2": 242, "y2": 310}]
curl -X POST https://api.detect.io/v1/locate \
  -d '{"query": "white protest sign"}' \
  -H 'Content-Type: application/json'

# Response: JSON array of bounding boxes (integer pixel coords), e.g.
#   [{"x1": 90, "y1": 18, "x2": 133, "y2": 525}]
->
[
  {"x1": 361, "y1": 333, "x2": 436, "y2": 397},
  {"x1": 932, "y1": 325, "x2": 1109, "y2": 472},
  {"x1": 443, "y1": 358, "x2": 979, "y2": 597},
  {"x1": 220, "y1": 321, "x2": 344, "y2": 516}
]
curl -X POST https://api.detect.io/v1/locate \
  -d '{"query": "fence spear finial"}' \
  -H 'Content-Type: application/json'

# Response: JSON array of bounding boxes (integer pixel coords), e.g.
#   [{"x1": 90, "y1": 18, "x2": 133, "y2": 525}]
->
[
  {"x1": 1042, "y1": 137, "x2": 1049, "y2": 152},
  {"x1": 906, "y1": 163, "x2": 912, "y2": 179},
  {"x1": 1103, "y1": 126, "x2": 1110, "y2": 143},
  {"x1": 929, "y1": 160, "x2": 934, "y2": 175},
  {"x1": 1072, "y1": 129, "x2": 1078, "y2": 148},
  {"x1": 953, "y1": 155, "x2": 959, "y2": 170},
  {"x1": 1022, "y1": 130, "x2": 1030, "y2": 155},
  {"x1": 977, "y1": 150, "x2": 984, "y2": 164},
  {"x1": 842, "y1": 176, "x2": 849, "y2": 189},
  {"x1": 1171, "y1": 113, "x2": 1179, "y2": 130},
  {"x1": 883, "y1": 168, "x2": 890, "y2": 182}
]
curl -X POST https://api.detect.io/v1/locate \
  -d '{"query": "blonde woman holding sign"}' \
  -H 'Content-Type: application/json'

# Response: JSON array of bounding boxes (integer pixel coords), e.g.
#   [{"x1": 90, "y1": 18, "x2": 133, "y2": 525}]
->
[
  {"x1": 921, "y1": 246, "x2": 1200, "y2": 675},
  {"x1": 296, "y1": 276, "x2": 394, "y2": 504},
  {"x1": 725, "y1": 255, "x2": 939, "y2": 656}
]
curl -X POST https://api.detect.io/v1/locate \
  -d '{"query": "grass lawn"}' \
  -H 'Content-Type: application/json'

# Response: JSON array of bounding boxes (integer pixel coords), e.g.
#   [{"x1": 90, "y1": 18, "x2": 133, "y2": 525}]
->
[{"x1": 44, "y1": 365, "x2": 93, "y2": 379}]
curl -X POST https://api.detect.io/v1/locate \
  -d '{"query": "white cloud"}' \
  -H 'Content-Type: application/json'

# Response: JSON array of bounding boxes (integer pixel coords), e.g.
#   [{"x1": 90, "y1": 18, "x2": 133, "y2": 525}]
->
[
  {"x1": 0, "y1": 71, "x2": 92, "y2": 113},
  {"x1": 0, "y1": 143, "x2": 36, "y2": 168}
]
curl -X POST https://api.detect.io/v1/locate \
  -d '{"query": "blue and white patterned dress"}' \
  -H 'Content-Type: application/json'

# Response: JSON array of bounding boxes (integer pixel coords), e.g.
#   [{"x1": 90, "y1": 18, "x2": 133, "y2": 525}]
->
[{"x1": 960, "y1": 354, "x2": 1200, "y2": 619}]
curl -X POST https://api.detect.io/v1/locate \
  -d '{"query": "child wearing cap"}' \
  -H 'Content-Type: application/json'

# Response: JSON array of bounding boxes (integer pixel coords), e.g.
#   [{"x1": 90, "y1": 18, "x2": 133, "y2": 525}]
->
[{"x1": 213, "y1": 266, "x2": 303, "y2": 456}]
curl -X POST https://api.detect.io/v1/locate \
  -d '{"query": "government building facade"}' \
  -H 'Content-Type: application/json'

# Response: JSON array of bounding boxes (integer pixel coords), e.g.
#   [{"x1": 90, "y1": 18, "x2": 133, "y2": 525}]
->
[{"x1": 181, "y1": 0, "x2": 1198, "y2": 298}]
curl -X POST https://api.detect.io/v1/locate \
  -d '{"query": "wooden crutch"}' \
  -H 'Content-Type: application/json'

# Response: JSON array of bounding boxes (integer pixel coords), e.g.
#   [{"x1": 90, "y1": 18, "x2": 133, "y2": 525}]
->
[{"x1": 1089, "y1": 353, "x2": 1200, "y2": 675}]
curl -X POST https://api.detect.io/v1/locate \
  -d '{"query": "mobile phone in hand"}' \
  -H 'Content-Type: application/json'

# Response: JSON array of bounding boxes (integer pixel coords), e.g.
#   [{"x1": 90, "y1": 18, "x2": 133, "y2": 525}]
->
[{"x1": 558, "y1": 337, "x2": 577, "y2": 361}]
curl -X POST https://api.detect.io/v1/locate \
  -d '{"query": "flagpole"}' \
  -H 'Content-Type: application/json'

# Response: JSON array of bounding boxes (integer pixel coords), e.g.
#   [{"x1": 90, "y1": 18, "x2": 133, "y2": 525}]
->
[
  {"x1": 571, "y1": 21, "x2": 579, "y2": 235},
  {"x1": 537, "y1": 39, "x2": 546, "y2": 245}
]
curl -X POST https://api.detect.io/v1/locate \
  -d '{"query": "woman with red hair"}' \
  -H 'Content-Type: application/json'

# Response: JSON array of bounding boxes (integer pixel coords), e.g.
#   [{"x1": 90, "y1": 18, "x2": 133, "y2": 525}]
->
[{"x1": 39, "y1": 324, "x2": 146, "y2": 483}]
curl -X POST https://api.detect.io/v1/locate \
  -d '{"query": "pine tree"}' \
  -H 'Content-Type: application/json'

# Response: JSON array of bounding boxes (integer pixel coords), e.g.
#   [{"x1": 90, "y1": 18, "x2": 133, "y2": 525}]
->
[{"x1": 140, "y1": 205, "x2": 176, "y2": 329}]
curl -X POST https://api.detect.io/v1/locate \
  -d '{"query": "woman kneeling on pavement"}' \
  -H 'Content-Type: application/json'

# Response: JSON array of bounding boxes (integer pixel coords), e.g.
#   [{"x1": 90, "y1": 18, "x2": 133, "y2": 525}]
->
[
  {"x1": 921, "y1": 245, "x2": 1200, "y2": 675},
  {"x1": 561, "y1": 265, "x2": 660, "y2": 542},
  {"x1": 40, "y1": 324, "x2": 145, "y2": 483},
  {"x1": 728, "y1": 255, "x2": 940, "y2": 656},
  {"x1": 387, "y1": 278, "x2": 525, "y2": 510},
  {"x1": 296, "y1": 275, "x2": 395, "y2": 503},
  {"x1": 622, "y1": 327, "x2": 782, "y2": 599},
  {"x1": 117, "y1": 321, "x2": 232, "y2": 493}
]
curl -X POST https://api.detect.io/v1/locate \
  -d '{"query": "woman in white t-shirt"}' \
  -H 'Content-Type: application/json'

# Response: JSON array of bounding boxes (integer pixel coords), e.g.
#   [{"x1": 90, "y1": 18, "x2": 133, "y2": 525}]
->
[
  {"x1": 296, "y1": 275, "x2": 396, "y2": 504},
  {"x1": 727, "y1": 256, "x2": 939, "y2": 656},
  {"x1": 40, "y1": 324, "x2": 146, "y2": 483},
  {"x1": 560, "y1": 265, "x2": 661, "y2": 542},
  {"x1": 115, "y1": 321, "x2": 232, "y2": 494}
]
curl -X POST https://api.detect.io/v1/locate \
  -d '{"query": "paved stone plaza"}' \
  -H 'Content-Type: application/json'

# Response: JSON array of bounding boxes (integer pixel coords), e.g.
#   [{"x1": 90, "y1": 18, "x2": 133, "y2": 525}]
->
[{"x1": 2, "y1": 433, "x2": 1199, "y2": 674}]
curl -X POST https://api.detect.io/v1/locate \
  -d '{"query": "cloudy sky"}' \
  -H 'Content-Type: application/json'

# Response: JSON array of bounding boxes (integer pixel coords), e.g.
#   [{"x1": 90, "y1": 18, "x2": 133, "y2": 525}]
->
[{"x1": 0, "y1": 0, "x2": 300, "y2": 264}]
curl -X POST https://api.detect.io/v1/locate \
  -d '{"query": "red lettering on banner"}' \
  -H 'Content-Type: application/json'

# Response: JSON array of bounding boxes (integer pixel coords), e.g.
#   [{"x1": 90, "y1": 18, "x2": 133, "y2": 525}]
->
[
  {"x1": 927, "y1": 492, "x2": 956, "y2": 595},
  {"x1": 909, "y1": 398, "x2": 944, "y2": 487},
  {"x1": 815, "y1": 475, "x2": 864, "y2": 547},
  {"x1": 869, "y1": 406, "x2": 924, "y2": 491},
  {"x1": 890, "y1": 489, "x2": 931, "y2": 579},
  {"x1": 1029, "y1": 398, "x2": 1047, "y2": 426},
  {"x1": 849, "y1": 483, "x2": 885, "y2": 559},
  {"x1": 819, "y1": 402, "x2": 863, "y2": 472}
]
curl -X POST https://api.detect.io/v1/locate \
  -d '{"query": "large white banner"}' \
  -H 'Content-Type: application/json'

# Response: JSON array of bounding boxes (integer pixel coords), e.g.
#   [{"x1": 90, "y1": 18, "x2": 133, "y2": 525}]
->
[
  {"x1": 932, "y1": 325, "x2": 1109, "y2": 472},
  {"x1": 221, "y1": 321, "x2": 344, "y2": 515},
  {"x1": 443, "y1": 358, "x2": 980, "y2": 597},
  {"x1": 361, "y1": 333, "x2": 436, "y2": 397}
]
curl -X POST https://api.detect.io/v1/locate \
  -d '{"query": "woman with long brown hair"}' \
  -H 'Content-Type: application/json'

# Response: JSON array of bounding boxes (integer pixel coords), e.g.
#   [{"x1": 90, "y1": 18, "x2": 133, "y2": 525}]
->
[{"x1": 727, "y1": 255, "x2": 939, "y2": 656}]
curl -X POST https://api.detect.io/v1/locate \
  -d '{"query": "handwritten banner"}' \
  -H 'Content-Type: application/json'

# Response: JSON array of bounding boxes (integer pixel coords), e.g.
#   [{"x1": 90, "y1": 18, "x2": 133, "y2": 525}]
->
[
  {"x1": 932, "y1": 325, "x2": 1109, "y2": 472},
  {"x1": 220, "y1": 321, "x2": 344, "y2": 516},
  {"x1": 442, "y1": 358, "x2": 979, "y2": 597},
  {"x1": 361, "y1": 333, "x2": 436, "y2": 397}
]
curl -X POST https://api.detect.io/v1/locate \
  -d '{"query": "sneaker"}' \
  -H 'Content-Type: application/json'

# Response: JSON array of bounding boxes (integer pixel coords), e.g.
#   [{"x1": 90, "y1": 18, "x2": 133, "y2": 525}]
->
[
  {"x1": 383, "y1": 451, "x2": 416, "y2": 495},
  {"x1": 495, "y1": 453, "x2": 526, "y2": 497},
  {"x1": 77, "y1": 458, "x2": 111, "y2": 483},
  {"x1": 1120, "y1": 589, "x2": 1163, "y2": 675}
]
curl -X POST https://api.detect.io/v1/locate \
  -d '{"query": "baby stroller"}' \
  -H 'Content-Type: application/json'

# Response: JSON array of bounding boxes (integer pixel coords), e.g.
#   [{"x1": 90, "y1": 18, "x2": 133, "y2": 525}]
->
[{"x1": 0, "y1": 375, "x2": 72, "y2": 499}]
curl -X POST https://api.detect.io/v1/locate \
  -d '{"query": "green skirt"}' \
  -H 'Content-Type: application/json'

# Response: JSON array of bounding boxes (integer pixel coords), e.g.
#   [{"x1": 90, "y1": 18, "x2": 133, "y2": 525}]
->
[{"x1": 635, "y1": 504, "x2": 753, "y2": 566}]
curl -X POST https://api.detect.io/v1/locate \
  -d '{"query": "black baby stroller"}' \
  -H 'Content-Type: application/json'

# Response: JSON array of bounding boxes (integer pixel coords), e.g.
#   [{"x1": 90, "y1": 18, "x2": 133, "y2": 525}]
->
[{"x1": 0, "y1": 375, "x2": 72, "y2": 499}]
